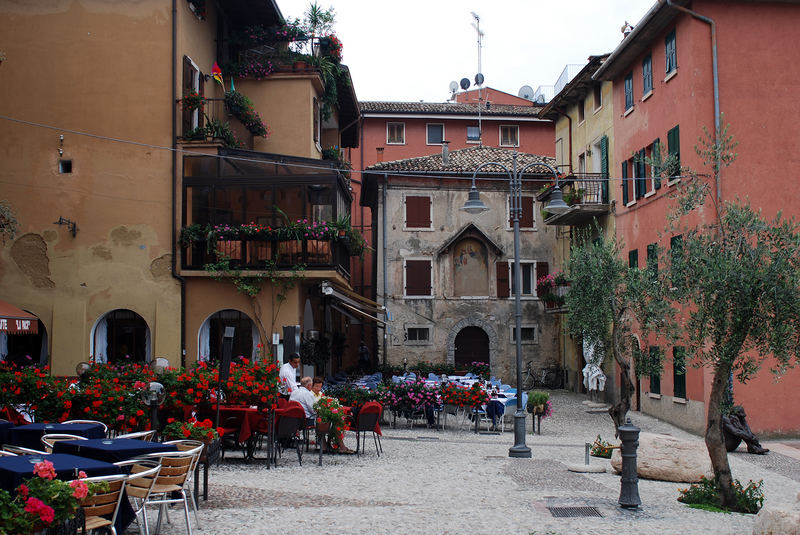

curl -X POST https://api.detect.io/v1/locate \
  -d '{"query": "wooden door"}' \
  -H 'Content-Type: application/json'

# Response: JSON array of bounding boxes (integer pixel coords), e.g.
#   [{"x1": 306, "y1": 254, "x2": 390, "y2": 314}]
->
[{"x1": 454, "y1": 327, "x2": 489, "y2": 370}]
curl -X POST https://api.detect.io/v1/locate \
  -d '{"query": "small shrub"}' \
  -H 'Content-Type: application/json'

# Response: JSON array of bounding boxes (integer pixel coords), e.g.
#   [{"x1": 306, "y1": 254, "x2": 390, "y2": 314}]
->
[{"x1": 678, "y1": 475, "x2": 764, "y2": 514}]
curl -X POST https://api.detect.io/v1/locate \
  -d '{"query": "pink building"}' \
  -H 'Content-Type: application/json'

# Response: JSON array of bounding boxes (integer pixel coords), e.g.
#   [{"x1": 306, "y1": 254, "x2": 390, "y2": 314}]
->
[{"x1": 594, "y1": 0, "x2": 800, "y2": 434}]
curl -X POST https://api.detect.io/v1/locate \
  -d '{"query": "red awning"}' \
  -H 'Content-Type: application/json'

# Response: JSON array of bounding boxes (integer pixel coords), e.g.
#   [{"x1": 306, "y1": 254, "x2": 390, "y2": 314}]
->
[{"x1": 0, "y1": 300, "x2": 38, "y2": 334}]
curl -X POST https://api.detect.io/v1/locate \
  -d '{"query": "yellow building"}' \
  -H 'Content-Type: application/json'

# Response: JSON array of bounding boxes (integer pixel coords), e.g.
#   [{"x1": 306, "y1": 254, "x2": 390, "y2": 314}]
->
[
  {"x1": 537, "y1": 55, "x2": 617, "y2": 393},
  {"x1": 0, "y1": 0, "x2": 365, "y2": 375}
]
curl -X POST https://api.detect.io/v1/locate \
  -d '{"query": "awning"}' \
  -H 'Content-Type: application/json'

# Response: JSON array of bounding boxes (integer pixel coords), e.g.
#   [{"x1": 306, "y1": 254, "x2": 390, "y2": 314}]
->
[
  {"x1": 0, "y1": 300, "x2": 38, "y2": 334},
  {"x1": 321, "y1": 281, "x2": 387, "y2": 325}
]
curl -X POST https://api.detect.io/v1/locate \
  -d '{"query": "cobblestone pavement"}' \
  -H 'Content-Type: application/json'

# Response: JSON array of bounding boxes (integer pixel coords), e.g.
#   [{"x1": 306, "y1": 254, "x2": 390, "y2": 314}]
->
[{"x1": 136, "y1": 391, "x2": 800, "y2": 535}]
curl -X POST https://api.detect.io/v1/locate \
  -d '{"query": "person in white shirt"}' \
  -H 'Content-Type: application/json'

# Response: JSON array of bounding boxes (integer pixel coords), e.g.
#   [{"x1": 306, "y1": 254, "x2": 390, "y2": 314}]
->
[
  {"x1": 279, "y1": 353, "x2": 301, "y2": 398},
  {"x1": 289, "y1": 376, "x2": 317, "y2": 420}
]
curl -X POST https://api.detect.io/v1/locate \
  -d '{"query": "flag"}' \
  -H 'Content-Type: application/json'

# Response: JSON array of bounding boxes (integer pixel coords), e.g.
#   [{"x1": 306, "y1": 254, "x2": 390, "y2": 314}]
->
[
  {"x1": 230, "y1": 77, "x2": 236, "y2": 93},
  {"x1": 211, "y1": 61, "x2": 223, "y2": 87}
]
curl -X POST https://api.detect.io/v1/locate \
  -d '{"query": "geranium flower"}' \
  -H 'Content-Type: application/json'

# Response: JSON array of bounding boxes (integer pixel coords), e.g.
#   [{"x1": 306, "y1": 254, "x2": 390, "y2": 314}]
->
[{"x1": 33, "y1": 460, "x2": 57, "y2": 480}]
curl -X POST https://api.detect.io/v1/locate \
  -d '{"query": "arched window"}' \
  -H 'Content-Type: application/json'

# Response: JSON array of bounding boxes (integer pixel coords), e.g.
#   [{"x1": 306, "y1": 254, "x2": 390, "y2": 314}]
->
[
  {"x1": 198, "y1": 309, "x2": 260, "y2": 363},
  {"x1": 91, "y1": 309, "x2": 150, "y2": 364}
]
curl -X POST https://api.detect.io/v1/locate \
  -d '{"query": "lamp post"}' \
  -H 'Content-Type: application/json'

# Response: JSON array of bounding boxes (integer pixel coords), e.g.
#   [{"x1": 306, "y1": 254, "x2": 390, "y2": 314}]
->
[{"x1": 461, "y1": 152, "x2": 566, "y2": 458}]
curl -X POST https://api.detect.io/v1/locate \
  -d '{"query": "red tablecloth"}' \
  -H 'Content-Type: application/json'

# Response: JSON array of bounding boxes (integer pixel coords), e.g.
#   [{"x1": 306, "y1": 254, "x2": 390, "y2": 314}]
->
[{"x1": 214, "y1": 406, "x2": 266, "y2": 443}]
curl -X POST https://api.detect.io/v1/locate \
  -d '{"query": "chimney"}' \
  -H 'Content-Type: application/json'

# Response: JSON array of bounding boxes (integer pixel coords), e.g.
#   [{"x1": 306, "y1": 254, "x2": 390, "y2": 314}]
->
[
  {"x1": 441, "y1": 140, "x2": 450, "y2": 166},
  {"x1": 376, "y1": 147, "x2": 384, "y2": 163}
]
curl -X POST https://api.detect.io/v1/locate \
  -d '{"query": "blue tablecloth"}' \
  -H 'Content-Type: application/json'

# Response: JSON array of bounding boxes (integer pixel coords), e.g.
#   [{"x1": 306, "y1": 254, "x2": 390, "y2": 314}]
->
[
  {"x1": 0, "y1": 453, "x2": 120, "y2": 493},
  {"x1": 53, "y1": 438, "x2": 178, "y2": 463},
  {"x1": 0, "y1": 421, "x2": 13, "y2": 446},
  {"x1": 8, "y1": 422, "x2": 106, "y2": 450}
]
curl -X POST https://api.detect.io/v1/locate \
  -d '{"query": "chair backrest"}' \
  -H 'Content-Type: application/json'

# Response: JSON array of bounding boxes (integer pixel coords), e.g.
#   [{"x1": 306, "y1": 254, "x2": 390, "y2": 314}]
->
[
  {"x1": 500, "y1": 384, "x2": 512, "y2": 391},
  {"x1": 63, "y1": 419, "x2": 109, "y2": 434},
  {"x1": 41, "y1": 433, "x2": 87, "y2": 452},
  {"x1": 116, "y1": 429, "x2": 157, "y2": 441},
  {"x1": 145, "y1": 447, "x2": 202, "y2": 488},
  {"x1": 505, "y1": 388, "x2": 517, "y2": 395},
  {"x1": 111, "y1": 459, "x2": 161, "y2": 502},
  {"x1": 465, "y1": 372, "x2": 476, "y2": 379},
  {"x1": 163, "y1": 439, "x2": 205, "y2": 472},
  {"x1": 275, "y1": 410, "x2": 304, "y2": 440},
  {"x1": 427, "y1": 373, "x2": 439, "y2": 381},
  {"x1": 0, "y1": 450, "x2": 17, "y2": 456},
  {"x1": 356, "y1": 411, "x2": 379, "y2": 432},
  {"x1": 503, "y1": 400, "x2": 519, "y2": 416},
  {"x1": 277, "y1": 397, "x2": 288, "y2": 409},
  {"x1": 3, "y1": 444, "x2": 47, "y2": 456},
  {"x1": 444, "y1": 404, "x2": 460, "y2": 417},
  {"x1": 79, "y1": 473, "x2": 128, "y2": 526}
]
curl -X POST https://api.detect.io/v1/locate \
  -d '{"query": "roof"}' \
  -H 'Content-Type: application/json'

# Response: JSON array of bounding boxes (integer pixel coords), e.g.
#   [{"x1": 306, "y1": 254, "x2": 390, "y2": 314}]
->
[
  {"x1": 436, "y1": 222, "x2": 505, "y2": 257},
  {"x1": 539, "y1": 55, "x2": 610, "y2": 120},
  {"x1": 360, "y1": 101, "x2": 544, "y2": 118},
  {"x1": 365, "y1": 146, "x2": 556, "y2": 175},
  {"x1": 336, "y1": 65, "x2": 360, "y2": 148}
]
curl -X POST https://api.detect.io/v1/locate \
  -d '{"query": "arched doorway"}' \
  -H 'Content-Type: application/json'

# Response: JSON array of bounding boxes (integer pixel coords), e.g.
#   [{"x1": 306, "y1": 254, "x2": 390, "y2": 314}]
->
[
  {"x1": 198, "y1": 309, "x2": 260, "y2": 363},
  {"x1": 454, "y1": 326, "x2": 489, "y2": 369},
  {"x1": 0, "y1": 315, "x2": 47, "y2": 367},
  {"x1": 91, "y1": 309, "x2": 150, "y2": 364}
]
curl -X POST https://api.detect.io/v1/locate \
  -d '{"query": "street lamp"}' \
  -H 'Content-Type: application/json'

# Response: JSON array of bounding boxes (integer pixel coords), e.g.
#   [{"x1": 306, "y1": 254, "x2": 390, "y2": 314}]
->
[{"x1": 460, "y1": 152, "x2": 563, "y2": 458}]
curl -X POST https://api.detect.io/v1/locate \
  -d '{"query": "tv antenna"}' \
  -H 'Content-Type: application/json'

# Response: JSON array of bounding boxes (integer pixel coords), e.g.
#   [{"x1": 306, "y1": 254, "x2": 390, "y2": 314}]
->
[{"x1": 471, "y1": 12, "x2": 485, "y2": 146}]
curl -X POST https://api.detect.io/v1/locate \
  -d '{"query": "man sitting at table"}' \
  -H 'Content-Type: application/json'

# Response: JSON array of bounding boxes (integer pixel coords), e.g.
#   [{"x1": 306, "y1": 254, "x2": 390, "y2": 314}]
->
[
  {"x1": 289, "y1": 376, "x2": 317, "y2": 422},
  {"x1": 279, "y1": 353, "x2": 301, "y2": 400}
]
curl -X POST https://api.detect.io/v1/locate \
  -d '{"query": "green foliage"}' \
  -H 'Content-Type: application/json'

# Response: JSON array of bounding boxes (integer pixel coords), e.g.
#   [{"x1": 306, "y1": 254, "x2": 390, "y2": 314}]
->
[
  {"x1": 324, "y1": 383, "x2": 379, "y2": 408},
  {"x1": 0, "y1": 200, "x2": 20, "y2": 242},
  {"x1": 204, "y1": 117, "x2": 243, "y2": 148},
  {"x1": 590, "y1": 434, "x2": 614, "y2": 458},
  {"x1": 527, "y1": 390, "x2": 550, "y2": 407},
  {"x1": 225, "y1": 90, "x2": 270, "y2": 137},
  {"x1": 678, "y1": 476, "x2": 764, "y2": 514}
]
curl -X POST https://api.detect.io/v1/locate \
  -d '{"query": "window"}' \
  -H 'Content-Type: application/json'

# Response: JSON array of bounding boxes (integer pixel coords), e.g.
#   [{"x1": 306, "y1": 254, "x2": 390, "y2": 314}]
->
[
  {"x1": 426, "y1": 123, "x2": 444, "y2": 145},
  {"x1": 405, "y1": 326, "x2": 431, "y2": 345},
  {"x1": 404, "y1": 259, "x2": 432, "y2": 297},
  {"x1": 404, "y1": 195, "x2": 432, "y2": 229},
  {"x1": 624, "y1": 72, "x2": 634, "y2": 111},
  {"x1": 467, "y1": 126, "x2": 481, "y2": 142},
  {"x1": 667, "y1": 125, "x2": 681, "y2": 178},
  {"x1": 621, "y1": 160, "x2": 630, "y2": 205},
  {"x1": 496, "y1": 261, "x2": 547, "y2": 298},
  {"x1": 593, "y1": 84, "x2": 602, "y2": 110},
  {"x1": 642, "y1": 54, "x2": 653, "y2": 95},
  {"x1": 628, "y1": 249, "x2": 638, "y2": 269},
  {"x1": 508, "y1": 196, "x2": 535, "y2": 229},
  {"x1": 577, "y1": 98, "x2": 585, "y2": 123},
  {"x1": 670, "y1": 234, "x2": 684, "y2": 288},
  {"x1": 647, "y1": 243, "x2": 658, "y2": 275},
  {"x1": 650, "y1": 346, "x2": 661, "y2": 395},
  {"x1": 665, "y1": 29, "x2": 677, "y2": 74},
  {"x1": 650, "y1": 138, "x2": 662, "y2": 189},
  {"x1": 181, "y1": 56, "x2": 203, "y2": 134},
  {"x1": 634, "y1": 149, "x2": 647, "y2": 199},
  {"x1": 511, "y1": 325, "x2": 539, "y2": 344},
  {"x1": 313, "y1": 97, "x2": 321, "y2": 145},
  {"x1": 500, "y1": 125, "x2": 519, "y2": 147},
  {"x1": 673, "y1": 346, "x2": 686, "y2": 399},
  {"x1": 387, "y1": 122, "x2": 405, "y2": 144}
]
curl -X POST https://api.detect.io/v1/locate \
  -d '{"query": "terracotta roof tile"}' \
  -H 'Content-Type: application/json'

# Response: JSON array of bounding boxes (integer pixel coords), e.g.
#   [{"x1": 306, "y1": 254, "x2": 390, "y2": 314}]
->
[
  {"x1": 366, "y1": 146, "x2": 556, "y2": 174},
  {"x1": 360, "y1": 101, "x2": 544, "y2": 117}
]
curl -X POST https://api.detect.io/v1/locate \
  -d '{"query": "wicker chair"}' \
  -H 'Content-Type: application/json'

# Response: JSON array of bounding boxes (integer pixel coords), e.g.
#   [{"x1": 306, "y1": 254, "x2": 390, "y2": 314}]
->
[
  {"x1": 79, "y1": 473, "x2": 129, "y2": 534},
  {"x1": 41, "y1": 433, "x2": 86, "y2": 453},
  {"x1": 143, "y1": 445, "x2": 204, "y2": 535},
  {"x1": 162, "y1": 439, "x2": 205, "y2": 528},
  {"x1": 112, "y1": 459, "x2": 161, "y2": 535}
]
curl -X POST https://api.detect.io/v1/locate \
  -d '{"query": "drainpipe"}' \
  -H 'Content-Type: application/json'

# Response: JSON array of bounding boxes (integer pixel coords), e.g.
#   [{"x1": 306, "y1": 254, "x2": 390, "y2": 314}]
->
[
  {"x1": 664, "y1": 0, "x2": 721, "y2": 203},
  {"x1": 382, "y1": 172, "x2": 388, "y2": 367},
  {"x1": 170, "y1": 0, "x2": 187, "y2": 368},
  {"x1": 555, "y1": 109, "x2": 573, "y2": 173}
]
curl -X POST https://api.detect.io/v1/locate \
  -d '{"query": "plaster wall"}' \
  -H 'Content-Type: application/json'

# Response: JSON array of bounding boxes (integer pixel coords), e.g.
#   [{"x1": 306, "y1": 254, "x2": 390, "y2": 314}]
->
[
  {"x1": 0, "y1": 0, "x2": 182, "y2": 375},
  {"x1": 377, "y1": 182, "x2": 560, "y2": 382}
]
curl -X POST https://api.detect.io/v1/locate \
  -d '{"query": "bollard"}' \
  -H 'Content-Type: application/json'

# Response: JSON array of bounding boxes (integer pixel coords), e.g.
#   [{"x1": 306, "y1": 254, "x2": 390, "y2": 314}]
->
[
  {"x1": 617, "y1": 417, "x2": 641, "y2": 509},
  {"x1": 585, "y1": 442, "x2": 591, "y2": 465}
]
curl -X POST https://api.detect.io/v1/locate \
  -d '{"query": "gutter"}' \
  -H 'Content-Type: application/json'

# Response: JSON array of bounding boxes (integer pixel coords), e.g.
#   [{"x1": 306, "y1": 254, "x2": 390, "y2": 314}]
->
[
  {"x1": 663, "y1": 0, "x2": 721, "y2": 203},
  {"x1": 382, "y1": 172, "x2": 388, "y2": 367},
  {"x1": 170, "y1": 0, "x2": 187, "y2": 368}
]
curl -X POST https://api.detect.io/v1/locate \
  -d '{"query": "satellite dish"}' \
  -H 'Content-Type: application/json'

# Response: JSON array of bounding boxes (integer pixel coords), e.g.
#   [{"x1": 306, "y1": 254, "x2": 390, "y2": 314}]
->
[
  {"x1": 474, "y1": 73, "x2": 484, "y2": 86},
  {"x1": 460, "y1": 77, "x2": 471, "y2": 90},
  {"x1": 141, "y1": 381, "x2": 166, "y2": 406},
  {"x1": 449, "y1": 81, "x2": 458, "y2": 93},
  {"x1": 518, "y1": 85, "x2": 535, "y2": 100}
]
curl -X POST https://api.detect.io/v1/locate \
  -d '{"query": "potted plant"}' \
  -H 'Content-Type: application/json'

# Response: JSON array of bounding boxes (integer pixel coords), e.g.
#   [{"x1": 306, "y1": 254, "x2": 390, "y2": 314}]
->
[
  {"x1": 526, "y1": 390, "x2": 550, "y2": 414},
  {"x1": 163, "y1": 417, "x2": 222, "y2": 445},
  {"x1": 181, "y1": 91, "x2": 205, "y2": 112},
  {"x1": 313, "y1": 396, "x2": 347, "y2": 448}
]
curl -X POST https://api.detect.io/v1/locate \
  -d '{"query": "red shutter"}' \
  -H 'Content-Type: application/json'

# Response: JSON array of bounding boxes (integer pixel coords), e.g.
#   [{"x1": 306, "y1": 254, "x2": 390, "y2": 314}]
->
[
  {"x1": 536, "y1": 261, "x2": 549, "y2": 284},
  {"x1": 405, "y1": 196, "x2": 431, "y2": 228},
  {"x1": 520, "y1": 197, "x2": 534, "y2": 228},
  {"x1": 496, "y1": 261, "x2": 510, "y2": 297},
  {"x1": 405, "y1": 260, "x2": 431, "y2": 296}
]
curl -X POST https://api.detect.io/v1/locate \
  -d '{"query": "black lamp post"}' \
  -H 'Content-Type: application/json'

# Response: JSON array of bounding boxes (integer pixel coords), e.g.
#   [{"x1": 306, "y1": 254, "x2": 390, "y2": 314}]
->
[{"x1": 461, "y1": 152, "x2": 566, "y2": 458}]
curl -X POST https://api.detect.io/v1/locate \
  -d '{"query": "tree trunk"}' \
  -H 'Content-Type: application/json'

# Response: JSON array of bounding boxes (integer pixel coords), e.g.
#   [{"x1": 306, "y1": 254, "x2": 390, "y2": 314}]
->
[
  {"x1": 609, "y1": 319, "x2": 634, "y2": 437},
  {"x1": 250, "y1": 296, "x2": 269, "y2": 360},
  {"x1": 706, "y1": 360, "x2": 736, "y2": 507}
]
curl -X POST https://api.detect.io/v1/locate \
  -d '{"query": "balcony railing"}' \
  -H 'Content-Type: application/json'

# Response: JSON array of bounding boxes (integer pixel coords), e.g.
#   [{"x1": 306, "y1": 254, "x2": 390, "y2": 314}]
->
[
  {"x1": 538, "y1": 173, "x2": 611, "y2": 226},
  {"x1": 178, "y1": 98, "x2": 254, "y2": 150},
  {"x1": 182, "y1": 237, "x2": 351, "y2": 279}
]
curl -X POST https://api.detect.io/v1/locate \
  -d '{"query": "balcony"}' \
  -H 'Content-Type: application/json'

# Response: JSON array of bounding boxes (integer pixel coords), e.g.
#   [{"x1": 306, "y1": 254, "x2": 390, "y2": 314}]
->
[
  {"x1": 538, "y1": 173, "x2": 611, "y2": 226},
  {"x1": 178, "y1": 97, "x2": 255, "y2": 150}
]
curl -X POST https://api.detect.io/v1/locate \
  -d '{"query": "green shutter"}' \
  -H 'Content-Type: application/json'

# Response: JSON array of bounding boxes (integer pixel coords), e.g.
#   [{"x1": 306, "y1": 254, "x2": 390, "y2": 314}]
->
[
  {"x1": 653, "y1": 138, "x2": 662, "y2": 189},
  {"x1": 600, "y1": 135, "x2": 609, "y2": 203},
  {"x1": 621, "y1": 161, "x2": 629, "y2": 205}
]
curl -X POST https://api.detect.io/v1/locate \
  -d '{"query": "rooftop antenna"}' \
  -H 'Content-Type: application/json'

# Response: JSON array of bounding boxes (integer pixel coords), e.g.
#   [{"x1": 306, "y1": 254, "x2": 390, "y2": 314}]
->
[{"x1": 471, "y1": 11, "x2": 484, "y2": 146}]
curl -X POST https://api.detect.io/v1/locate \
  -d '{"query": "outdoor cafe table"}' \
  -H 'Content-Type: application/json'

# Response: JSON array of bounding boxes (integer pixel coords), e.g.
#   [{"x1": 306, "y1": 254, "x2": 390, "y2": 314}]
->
[
  {"x1": 53, "y1": 438, "x2": 177, "y2": 463},
  {"x1": 0, "y1": 420, "x2": 12, "y2": 446},
  {"x1": 0, "y1": 453, "x2": 120, "y2": 493},
  {"x1": 8, "y1": 422, "x2": 106, "y2": 450}
]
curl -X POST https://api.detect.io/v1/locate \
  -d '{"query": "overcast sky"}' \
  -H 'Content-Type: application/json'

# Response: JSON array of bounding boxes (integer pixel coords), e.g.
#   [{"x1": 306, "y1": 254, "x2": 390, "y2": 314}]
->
[{"x1": 275, "y1": 0, "x2": 654, "y2": 102}]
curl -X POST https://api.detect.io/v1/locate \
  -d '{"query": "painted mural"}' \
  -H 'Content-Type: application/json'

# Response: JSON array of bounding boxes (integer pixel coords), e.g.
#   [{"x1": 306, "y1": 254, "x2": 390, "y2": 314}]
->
[{"x1": 453, "y1": 238, "x2": 488, "y2": 296}]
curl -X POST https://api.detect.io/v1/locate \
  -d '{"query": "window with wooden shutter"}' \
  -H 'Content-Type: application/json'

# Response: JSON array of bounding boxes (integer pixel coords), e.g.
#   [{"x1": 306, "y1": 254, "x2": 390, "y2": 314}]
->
[
  {"x1": 496, "y1": 261, "x2": 509, "y2": 298},
  {"x1": 387, "y1": 122, "x2": 405, "y2": 144},
  {"x1": 642, "y1": 54, "x2": 653, "y2": 95},
  {"x1": 635, "y1": 149, "x2": 647, "y2": 199},
  {"x1": 182, "y1": 56, "x2": 200, "y2": 135},
  {"x1": 673, "y1": 346, "x2": 686, "y2": 399},
  {"x1": 628, "y1": 249, "x2": 638, "y2": 269},
  {"x1": 535, "y1": 261, "x2": 548, "y2": 296},
  {"x1": 511, "y1": 262, "x2": 536, "y2": 296},
  {"x1": 621, "y1": 161, "x2": 629, "y2": 205},
  {"x1": 405, "y1": 196, "x2": 431, "y2": 228},
  {"x1": 508, "y1": 196, "x2": 534, "y2": 228},
  {"x1": 667, "y1": 125, "x2": 680, "y2": 177},
  {"x1": 600, "y1": 135, "x2": 609, "y2": 203},
  {"x1": 652, "y1": 138, "x2": 662, "y2": 189},
  {"x1": 405, "y1": 259, "x2": 431, "y2": 297},
  {"x1": 665, "y1": 29, "x2": 677, "y2": 74},
  {"x1": 649, "y1": 346, "x2": 661, "y2": 395},
  {"x1": 624, "y1": 72, "x2": 634, "y2": 111}
]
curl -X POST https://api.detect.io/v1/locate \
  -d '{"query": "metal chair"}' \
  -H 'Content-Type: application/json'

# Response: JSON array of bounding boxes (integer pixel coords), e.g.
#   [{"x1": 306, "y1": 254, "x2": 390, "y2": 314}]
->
[
  {"x1": 41, "y1": 433, "x2": 86, "y2": 453},
  {"x1": 273, "y1": 407, "x2": 305, "y2": 466},
  {"x1": 3, "y1": 444, "x2": 47, "y2": 455},
  {"x1": 111, "y1": 459, "x2": 161, "y2": 535},
  {"x1": 163, "y1": 439, "x2": 205, "y2": 529},
  {"x1": 0, "y1": 450, "x2": 17, "y2": 456},
  {"x1": 143, "y1": 445, "x2": 203, "y2": 535},
  {"x1": 63, "y1": 419, "x2": 109, "y2": 435},
  {"x1": 79, "y1": 473, "x2": 129, "y2": 535},
  {"x1": 116, "y1": 429, "x2": 157, "y2": 441},
  {"x1": 354, "y1": 402, "x2": 382, "y2": 457}
]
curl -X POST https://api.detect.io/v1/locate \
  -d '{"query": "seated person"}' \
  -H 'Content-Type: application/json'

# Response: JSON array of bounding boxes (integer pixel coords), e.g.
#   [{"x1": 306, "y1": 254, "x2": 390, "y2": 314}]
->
[
  {"x1": 289, "y1": 376, "x2": 317, "y2": 423},
  {"x1": 311, "y1": 376, "x2": 325, "y2": 401}
]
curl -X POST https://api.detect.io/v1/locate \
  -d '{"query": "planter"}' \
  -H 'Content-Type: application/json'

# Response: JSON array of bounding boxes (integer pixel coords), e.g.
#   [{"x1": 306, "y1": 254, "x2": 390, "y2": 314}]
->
[
  {"x1": 32, "y1": 509, "x2": 84, "y2": 535},
  {"x1": 293, "y1": 60, "x2": 308, "y2": 72},
  {"x1": 532, "y1": 404, "x2": 545, "y2": 415},
  {"x1": 316, "y1": 421, "x2": 331, "y2": 434}
]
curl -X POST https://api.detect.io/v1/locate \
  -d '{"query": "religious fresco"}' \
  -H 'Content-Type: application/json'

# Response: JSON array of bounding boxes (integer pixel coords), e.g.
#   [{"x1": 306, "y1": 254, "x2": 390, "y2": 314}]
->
[{"x1": 453, "y1": 238, "x2": 488, "y2": 296}]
